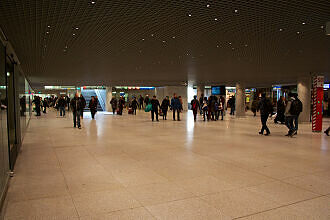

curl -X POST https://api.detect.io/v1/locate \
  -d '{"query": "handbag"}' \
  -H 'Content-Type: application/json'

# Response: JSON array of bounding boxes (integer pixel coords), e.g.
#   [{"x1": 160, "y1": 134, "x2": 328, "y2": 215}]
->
[{"x1": 145, "y1": 104, "x2": 152, "y2": 112}]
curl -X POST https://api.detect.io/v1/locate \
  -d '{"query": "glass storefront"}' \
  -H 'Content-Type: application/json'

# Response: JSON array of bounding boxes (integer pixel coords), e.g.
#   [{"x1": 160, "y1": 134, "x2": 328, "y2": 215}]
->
[{"x1": 0, "y1": 39, "x2": 32, "y2": 207}]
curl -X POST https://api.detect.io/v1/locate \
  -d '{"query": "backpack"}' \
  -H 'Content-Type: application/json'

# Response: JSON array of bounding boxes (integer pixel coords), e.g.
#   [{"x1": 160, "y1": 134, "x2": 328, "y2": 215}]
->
[
  {"x1": 290, "y1": 99, "x2": 303, "y2": 115},
  {"x1": 192, "y1": 102, "x2": 197, "y2": 110}
]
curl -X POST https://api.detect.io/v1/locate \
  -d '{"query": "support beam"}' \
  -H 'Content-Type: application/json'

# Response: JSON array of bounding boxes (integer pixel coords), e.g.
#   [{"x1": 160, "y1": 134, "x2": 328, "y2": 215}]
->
[
  {"x1": 235, "y1": 82, "x2": 246, "y2": 117},
  {"x1": 297, "y1": 77, "x2": 311, "y2": 122}
]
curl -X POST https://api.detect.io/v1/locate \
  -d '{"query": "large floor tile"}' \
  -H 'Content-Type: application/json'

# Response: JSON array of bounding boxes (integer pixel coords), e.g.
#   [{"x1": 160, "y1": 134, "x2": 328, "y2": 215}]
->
[
  {"x1": 80, "y1": 207, "x2": 156, "y2": 220},
  {"x1": 146, "y1": 197, "x2": 231, "y2": 220},
  {"x1": 4, "y1": 196, "x2": 78, "y2": 219},
  {"x1": 247, "y1": 181, "x2": 319, "y2": 205},
  {"x1": 126, "y1": 182, "x2": 194, "y2": 206},
  {"x1": 72, "y1": 189, "x2": 141, "y2": 217},
  {"x1": 200, "y1": 188, "x2": 280, "y2": 218}
]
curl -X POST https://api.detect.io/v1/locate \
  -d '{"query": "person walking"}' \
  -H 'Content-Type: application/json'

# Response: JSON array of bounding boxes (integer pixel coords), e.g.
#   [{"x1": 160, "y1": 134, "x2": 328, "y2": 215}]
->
[
  {"x1": 228, "y1": 96, "x2": 236, "y2": 115},
  {"x1": 202, "y1": 97, "x2": 208, "y2": 121},
  {"x1": 110, "y1": 97, "x2": 118, "y2": 114},
  {"x1": 161, "y1": 96, "x2": 170, "y2": 120},
  {"x1": 70, "y1": 93, "x2": 83, "y2": 129},
  {"x1": 285, "y1": 93, "x2": 302, "y2": 136},
  {"x1": 324, "y1": 127, "x2": 330, "y2": 136},
  {"x1": 89, "y1": 96, "x2": 98, "y2": 119},
  {"x1": 118, "y1": 96, "x2": 125, "y2": 115},
  {"x1": 42, "y1": 98, "x2": 48, "y2": 113},
  {"x1": 80, "y1": 94, "x2": 86, "y2": 119},
  {"x1": 199, "y1": 93, "x2": 204, "y2": 115},
  {"x1": 150, "y1": 95, "x2": 161, "y2": 121},
  {"x1": 58, "y1": 96, "x2": 66, "y2": 117},
  {"x1": 191, "y1": 95, "x2": 200, "y2": 121},
  {"x1": 66, "y1": 96, "x2": 70, "y2": 111},
  {"x1": 33, "y1": 96, "x2": 41, "y2": 116},
  {"x1": 171, "y1": 93, "x2": 182, "y2": 121},
  {"x1": 139, "y1": 95, "x2": 144, "y2": 109},
  {"x1": 258, "y1": 93, "x2": 272, "y2": 136},
  {"x1": 284, "y1": 93, "x2": 296, "y2": 137},
  {"x1": 144, "y1": 95, "x2": 150, "y2": 106},
  {"x1": 292, "y1": 93, "x2": 303, "y2": 134},
  {"x1": 219, "y1": 95, "x2": 225, "y2": 120},
  {"x1": 274, "y1": 96, "x2": 286, "y2": 124},
  {"x1": 131, "y1": 97, "x2": 138, "y2": 115},
  {"x1": 251, "y1": 98, "x2": 258, "y2": 117}
]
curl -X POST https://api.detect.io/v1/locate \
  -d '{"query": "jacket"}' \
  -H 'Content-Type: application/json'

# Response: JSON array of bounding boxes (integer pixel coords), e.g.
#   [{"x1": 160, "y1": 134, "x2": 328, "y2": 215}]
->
[
  {"x1": 151, "y1": 99, "x2": 160, "y2": 111},
  {"x1": 70, "y1": 97, "x2": 83, "y2": 112},
  {"x1": 171, "y1": 97, "x2": 182, "y2": 110},
  {"x1": 89, "y1": 99, "x2": 98, "y2": 110},
  {"x1": 191, "y1": 99, "x2": 200, "y2": 111},
  {"x1": 58, "y1": 98, "x2": 66, "y2": 108},
  {"x1": 284, "y1": 97, "x2": 295, "y2": 117},
  {"x1": 258, "y1": 97, "x2": 272, "y2": 116},
  {"x1": 161, "y1": 99, "x2": 170, "y2": 111}
]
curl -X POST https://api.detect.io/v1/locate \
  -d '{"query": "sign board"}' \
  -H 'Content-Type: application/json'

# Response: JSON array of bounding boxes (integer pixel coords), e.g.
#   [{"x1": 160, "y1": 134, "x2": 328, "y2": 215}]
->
[{"x1": 312, "y1": 76, "x2": 324, "y2": 132}]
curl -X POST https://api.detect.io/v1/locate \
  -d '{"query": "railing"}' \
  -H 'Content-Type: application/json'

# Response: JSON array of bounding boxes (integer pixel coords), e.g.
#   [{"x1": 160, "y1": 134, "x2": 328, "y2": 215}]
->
[{"x1": 94, "y1": 89, "x2": 106, "y2": 111}]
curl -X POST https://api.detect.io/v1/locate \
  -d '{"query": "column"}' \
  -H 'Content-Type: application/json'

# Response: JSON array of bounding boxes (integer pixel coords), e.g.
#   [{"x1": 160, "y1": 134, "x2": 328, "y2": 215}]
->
[
  {"x1": 197, "y1": 85, "x2": 204, "y2": 98},
  {"x1": 235, "y1": 82, "x2": 246, "y2": 117},
  {"x1": 297, "y1": 76, "x2": 311, "y2": 122},
  {"x1": 105, "y1": 87, "x2": 112, "y2": 112}
]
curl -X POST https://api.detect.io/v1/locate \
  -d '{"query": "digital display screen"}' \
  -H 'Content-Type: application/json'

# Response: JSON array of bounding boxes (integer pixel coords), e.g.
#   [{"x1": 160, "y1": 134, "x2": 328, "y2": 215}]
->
[{"x1": 211, "y1": 86, "x2": 220, "y2": 95}]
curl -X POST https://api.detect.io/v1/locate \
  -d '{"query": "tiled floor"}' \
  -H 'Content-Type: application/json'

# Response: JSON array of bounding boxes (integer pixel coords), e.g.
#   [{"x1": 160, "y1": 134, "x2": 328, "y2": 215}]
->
[{"x1": 2, "y1": 109, "x2": 330, "y2": 219}]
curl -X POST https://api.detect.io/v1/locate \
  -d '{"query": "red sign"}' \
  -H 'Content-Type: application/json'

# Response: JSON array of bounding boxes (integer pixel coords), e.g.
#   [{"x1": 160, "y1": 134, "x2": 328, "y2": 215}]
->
[{"x1": 312, "y1": 76, "x2": 324, "y2": 132}]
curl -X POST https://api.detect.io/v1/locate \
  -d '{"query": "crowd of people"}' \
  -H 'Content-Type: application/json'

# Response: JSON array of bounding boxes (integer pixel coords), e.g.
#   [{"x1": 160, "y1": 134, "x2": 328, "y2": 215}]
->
[{"x1": 31, "y1": 91, "x2": 329, "y2": 136}]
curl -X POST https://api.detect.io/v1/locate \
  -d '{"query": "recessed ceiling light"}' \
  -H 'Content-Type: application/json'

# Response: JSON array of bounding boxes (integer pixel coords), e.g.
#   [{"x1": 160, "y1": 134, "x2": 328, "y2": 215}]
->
[
  {"x1": 232, "y1": 47, "x2": 235, "y2": 50},
  {"x1": 65, "y1": 46, "x2": 68, "y2": 48},
  {"x1": 302, "y1": 22, "x2": 306, "y2": 25},
  {"x1": 279, "y1": 28, "x2": 283, "y2": 31},
  {"x1": 162, "y1": 40, "x2": 166, "y2": 43},
  {"x1": 234, "y1": 9, "x2": 238, "y2": 13},
  {"x1": 47, "y1": 25, "x2": 51, "y2": 28},
  {"x1": 229, "y1": 42, "x2": 232, "y2": 45},
  {"x1": 321, "y1": 25, "x2": 324, "y2": 29},
  {"x1": 188, "y1": 14, "x2": 192, "y2": 17},
  {"x1": 73, "y1": 33, "x2": 76, "y2": 36},
  {"x1": 151, "y1": 34, "x2": 154, "y2": 37},
  {"x1": 91, "y1": 1, "x2": 96, "y2": 4},
  {"x1": 142, "y1": 38, "x2": 145, "y2": 41},
  {"x1": 214, "y1": 18, "x2": 218, "y2": 21},
  {"x1": 297, "y1": 31, "x2": 300, "y2": 34},
  {"x1": 172, "y1": 36, "x2": 175, "y2": 39},
  {"x1": 206, "y1": 4, "x2": 210, "y2": 8},
  {"x1": 216, "y1": 45, "x2": 219, "y2": 48},
  {"x1": 75, "y1": 27, "x2": 79, "y2": 30},
  {"x1": 46, "y1": 31, "x2": 49, "y2": 34},
  {"x1": 245, "y1": 44, "x2": 248, "y2": 47}
]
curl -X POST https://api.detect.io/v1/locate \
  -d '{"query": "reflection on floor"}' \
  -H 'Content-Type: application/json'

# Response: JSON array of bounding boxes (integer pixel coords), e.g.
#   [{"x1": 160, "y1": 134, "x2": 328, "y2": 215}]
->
[{"x1": 2, "y1": 109, "x2": 330, "y2": 219}]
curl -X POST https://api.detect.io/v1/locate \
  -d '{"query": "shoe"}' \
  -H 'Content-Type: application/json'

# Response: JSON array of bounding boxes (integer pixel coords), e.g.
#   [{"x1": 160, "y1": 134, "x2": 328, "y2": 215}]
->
[
  {"x1": 264, "y1": 132, "x2": 270, "y2": 136},
  {"x1": 78, "y1": 126, "x2": 81, "y2": 129},
  {"x1": 259, "y1": 132, "x2": 263, "y2": 135},
  {"x1": 285, "y1": 133, "x2": 291, "y2": 136},
  {"x1": 74, "y1": 126, "x2": 76, "y2": 128},
  {"x1": 178, "y1": 119, "x2": 181, "y2": 121},
  {"x1": 325, "y1": 130, "x2": 329, "y2": 136},
  {"x1": 156, "y1": 120, "x2": 159, "y2": 122},
  {"x1": 292, "y1": 131, "x2": 297, "y2": 135}
]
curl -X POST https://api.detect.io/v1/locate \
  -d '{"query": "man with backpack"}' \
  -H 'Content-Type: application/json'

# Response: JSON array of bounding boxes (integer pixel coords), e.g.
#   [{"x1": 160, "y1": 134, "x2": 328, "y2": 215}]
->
[
  {"x1": 257, "y1": 93, "x2": 272, "y2": 136},
  {"x1": 285, "y1": 93, "x2": 302, "y2": 137},
  {"x1": 191, "y1": 95, "x2": 200, "y2": 121}
]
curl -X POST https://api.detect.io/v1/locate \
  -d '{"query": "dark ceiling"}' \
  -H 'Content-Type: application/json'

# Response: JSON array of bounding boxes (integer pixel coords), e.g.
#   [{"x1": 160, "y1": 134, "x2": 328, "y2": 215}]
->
[{"x1": 0, "y1": 0, "x2": 330, "y2": 88}]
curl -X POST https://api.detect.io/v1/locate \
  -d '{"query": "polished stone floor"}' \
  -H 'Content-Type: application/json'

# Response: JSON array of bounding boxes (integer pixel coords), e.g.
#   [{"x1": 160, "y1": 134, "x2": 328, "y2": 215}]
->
[{"x1": 2, "y1": 109, "x2": 330, "y2": 219}]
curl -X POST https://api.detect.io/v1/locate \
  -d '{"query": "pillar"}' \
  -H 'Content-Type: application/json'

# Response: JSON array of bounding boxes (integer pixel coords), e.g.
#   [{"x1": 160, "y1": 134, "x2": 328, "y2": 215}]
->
[
  {"x1": 235, "y1": 82, "x2": 246, "y2": 117},
  {"x1": 197, "y1": 85, "x2": 204, "y2": 98},
  {"x1": 162, "y1": 86, "x2": 188, "y2": 110},
  {"x1": 297, "y1": 76, "x2": 311, "y2": 122},
  {"x1": 105, "y1": 87, "x2": 113, "y2": 112}
]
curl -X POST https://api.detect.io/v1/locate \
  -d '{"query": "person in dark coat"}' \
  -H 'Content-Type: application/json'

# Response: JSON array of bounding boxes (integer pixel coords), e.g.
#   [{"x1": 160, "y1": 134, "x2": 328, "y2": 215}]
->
[
  {"x1": 171, "y1": 93, "x2": 182, "y2": 121},
  {"x1": 110, "y1": 97, "x2": 117, "y2": 114},
  {"x1": 191, "y1": 95, "x2": 200, "y2": 121},
  {"x1": 161, "y1": 96, "x2": 170, "y2": 120},
  {"x1": 131, "y1": 97, "x2": 138, "y2": 115},
  {"x1": 70, "y1": 93, "x2": 83, "y2": 129},
  {"x1": 199, "y1": 93, "x2": 204, "y2": 115},
  {"x1": 251, "y1": 98, "x2": 259, "y2": 117},
  {"x1": 33, "y1": 96, "x2": 41, "y2": 116},
  {"x1": 274, "y1": 96, "x2": 286, "y2": 124},
  {"x1": 257, "y1": 93, "x2": 272, "y2": 136},
  {"x1": 150, "y1": 95, "x2": 160, "y2": 121},
  {"x1": 66, "y1": 96, "x2": 70, "y2": 111},
  {"x1": 89, "y1": 96, "x2": 98, "y2": 119},
  {"x1": 58, "y1": 96, "x2": 66, "y2": 117},
  {"x1": 118, "y1": 96, "x2": 125, "y2": 115},
  {"x1": 139, "y1": 95, "x2": 144, "y2": 109},
  {"x1": 80, "y1": 95, "x2": 86, "y2": 119},
  {"x1": 144, "y1": 95, "x2": 150, "y2": 106},
  {"x1": 42, "y1": 98, "x2": 48, "y2": 113}
]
